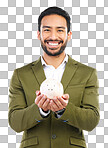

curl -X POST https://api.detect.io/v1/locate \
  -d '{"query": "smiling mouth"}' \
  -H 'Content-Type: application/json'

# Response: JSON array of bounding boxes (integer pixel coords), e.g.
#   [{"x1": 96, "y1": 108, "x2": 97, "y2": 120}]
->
[
  {"x1": 45, "y1": 40, "x2": 63, "y2": 48},
  {"x1": 48, "y1": 42, "x2": 59, "y2": 46}
]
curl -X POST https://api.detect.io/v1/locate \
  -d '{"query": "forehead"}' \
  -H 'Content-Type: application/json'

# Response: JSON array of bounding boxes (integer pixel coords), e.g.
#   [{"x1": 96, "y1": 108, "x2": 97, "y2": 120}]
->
[{"x1": 41, "y1": 14, "x2": 67, "y2": 28}]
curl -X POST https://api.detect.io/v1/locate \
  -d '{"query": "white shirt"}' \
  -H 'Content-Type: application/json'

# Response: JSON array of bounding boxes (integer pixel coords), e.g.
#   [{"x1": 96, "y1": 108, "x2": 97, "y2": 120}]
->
[
  {"x1": 39, "y1": 54, "x2": 68, "y2": 117},
  {"x1": 41, "y1": 54, "x2": 68, "y2": 82}
]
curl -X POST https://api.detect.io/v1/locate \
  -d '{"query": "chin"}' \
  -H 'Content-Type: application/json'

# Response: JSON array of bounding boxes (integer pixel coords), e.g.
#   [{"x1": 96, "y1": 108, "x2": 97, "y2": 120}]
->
[{"x1": 41, "y1": 41, "x2": 66, "y2": 56}]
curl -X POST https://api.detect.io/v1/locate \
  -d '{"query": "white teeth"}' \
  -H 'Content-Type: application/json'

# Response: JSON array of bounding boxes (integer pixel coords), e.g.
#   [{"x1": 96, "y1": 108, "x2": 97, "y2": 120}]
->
[{"x1": 48, "y1": 42, "x2": 58, "y2": 46}]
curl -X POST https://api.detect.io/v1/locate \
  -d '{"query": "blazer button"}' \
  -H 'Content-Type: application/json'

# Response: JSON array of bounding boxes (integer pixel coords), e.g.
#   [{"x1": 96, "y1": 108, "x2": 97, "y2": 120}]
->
[{"x1": 52, "y1": 134, "x2": 56, "y2": 139}]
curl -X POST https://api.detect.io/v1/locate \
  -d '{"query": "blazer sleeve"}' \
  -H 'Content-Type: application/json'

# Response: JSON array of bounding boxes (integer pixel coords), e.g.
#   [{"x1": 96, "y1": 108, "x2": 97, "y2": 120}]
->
[
  {"x1": 57, "y1": 69, "x2": 100, "y2": 131},
  {"x1": 8, "y1": 69, "x2": 45, "y2": 133}
]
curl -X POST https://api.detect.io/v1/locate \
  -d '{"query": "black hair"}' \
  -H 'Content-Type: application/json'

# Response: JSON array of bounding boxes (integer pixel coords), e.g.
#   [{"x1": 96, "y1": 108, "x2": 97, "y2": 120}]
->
[{"x1": 38, "y1": 6, "x2": 71, "y2": 33}]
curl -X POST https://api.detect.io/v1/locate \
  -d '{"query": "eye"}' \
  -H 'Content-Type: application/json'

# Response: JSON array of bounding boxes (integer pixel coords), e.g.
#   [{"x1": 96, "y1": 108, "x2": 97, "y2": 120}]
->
[
  {"x1": 54, "y1": 85, "x2": 55, "y2": 87},
  {"x1": 47, "y1": 84, "x2": 48, "y2": 86},
  {"x1": 58, "y1": 30, "x2": 64, "y2": 32},
  {"x1": 44, "y1": 29, "x2": 50, "y2": 32}
]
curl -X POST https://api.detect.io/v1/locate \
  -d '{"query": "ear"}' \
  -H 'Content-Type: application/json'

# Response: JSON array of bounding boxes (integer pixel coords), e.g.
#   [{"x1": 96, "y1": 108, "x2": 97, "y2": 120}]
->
[
  {"x1": 37, "y1": 30, "x2": 40, "y2": 40},
  {"x1": 67, "y1": 31, "x2": 72, "y2": 42}
]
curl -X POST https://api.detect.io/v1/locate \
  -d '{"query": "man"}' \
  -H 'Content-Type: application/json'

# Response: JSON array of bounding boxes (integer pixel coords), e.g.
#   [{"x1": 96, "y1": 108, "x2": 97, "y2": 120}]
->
[{"x1": 8, "y1": 7, "x2": 100, "y2": 148}]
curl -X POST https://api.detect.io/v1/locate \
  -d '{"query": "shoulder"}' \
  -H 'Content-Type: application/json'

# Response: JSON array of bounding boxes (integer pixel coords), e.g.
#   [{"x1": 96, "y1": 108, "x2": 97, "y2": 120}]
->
[
  {"x1": 78, "y1": 61, "x2": 95, "y2": 72},
  {"x1": 68, "y1": 55, "x2": 97, "y2": 79},
  {"x1": 13, "y1": 62, "x2": 33, "y2": 76},
  {"x1": 68, "y1": 56, "x2": 98, "y2": 85},
  {"x1": 68, "y1": 55, "x2": 96, "y2": 72},
  {"x1": 15, "y1": 57, "x2": 41, "y2": 73}
]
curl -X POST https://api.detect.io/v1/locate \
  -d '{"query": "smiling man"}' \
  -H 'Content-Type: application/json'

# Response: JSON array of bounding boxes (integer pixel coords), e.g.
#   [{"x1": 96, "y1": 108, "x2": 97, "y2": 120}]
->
[
  {"x1": 8, "y1": 7, "x2": 100, "y2": 148},
  {"x1": 38, "y1": 14, "x2": 70, "y2": 57}
]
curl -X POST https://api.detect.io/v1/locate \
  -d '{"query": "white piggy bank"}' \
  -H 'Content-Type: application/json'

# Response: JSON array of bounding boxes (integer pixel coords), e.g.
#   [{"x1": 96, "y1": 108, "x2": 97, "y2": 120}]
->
[{"x1": 40, "y1": 78, "x2": 64, "y2": 99}]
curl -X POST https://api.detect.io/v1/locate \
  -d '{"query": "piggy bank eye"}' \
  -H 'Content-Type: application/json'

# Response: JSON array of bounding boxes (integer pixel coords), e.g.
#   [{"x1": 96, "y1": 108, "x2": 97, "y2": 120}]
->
[
  {"x1": 47, "y1": 84, "x2": 48, "y2": 86},
  {"x1": 54, "y1": 85, "x2": 55, "y2": 87}
]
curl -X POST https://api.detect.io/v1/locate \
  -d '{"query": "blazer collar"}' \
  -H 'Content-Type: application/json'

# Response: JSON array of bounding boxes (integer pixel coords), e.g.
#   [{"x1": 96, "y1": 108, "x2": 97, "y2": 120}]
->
[
  {"x1": 31, "y1": 55, "x2": 78, "y2": 91},
  {"x1": 41, "y1": 54, "x2": 68, "y2": 67},
  {"x1": 31, "y1": 57, "x2": 46, "y2": 86},
  {"x1": 61, "y1": 55, "x2": 78, "y2": 91}
]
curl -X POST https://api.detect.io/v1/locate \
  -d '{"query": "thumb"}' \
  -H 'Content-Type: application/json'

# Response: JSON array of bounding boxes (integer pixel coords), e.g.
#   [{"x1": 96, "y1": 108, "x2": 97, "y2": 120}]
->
[
  {"x1": 36, "y1": 90, "x2": 41, "y2": 96},
  {"x1": 62, "y1": 94, "x2": 69, "y2": 100}
]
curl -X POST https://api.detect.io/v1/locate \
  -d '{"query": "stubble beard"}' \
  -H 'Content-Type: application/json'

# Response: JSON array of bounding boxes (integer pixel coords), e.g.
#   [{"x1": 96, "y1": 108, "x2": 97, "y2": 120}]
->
[{"x1": 40, "y1": 39, "x2": 68, "y2": 56}]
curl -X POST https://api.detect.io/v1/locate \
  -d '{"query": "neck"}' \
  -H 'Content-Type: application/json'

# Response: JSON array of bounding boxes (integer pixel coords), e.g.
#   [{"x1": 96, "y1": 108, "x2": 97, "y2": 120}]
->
[{"x1": 42, "y1": 52, "x2": 66, "y2": 69}]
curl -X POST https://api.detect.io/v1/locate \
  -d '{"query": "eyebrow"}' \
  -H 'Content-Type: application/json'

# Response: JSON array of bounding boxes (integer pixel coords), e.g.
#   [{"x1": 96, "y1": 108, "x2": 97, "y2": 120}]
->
[{"x1": 42, "y1": 26, "x2": 66, "y2": 29}]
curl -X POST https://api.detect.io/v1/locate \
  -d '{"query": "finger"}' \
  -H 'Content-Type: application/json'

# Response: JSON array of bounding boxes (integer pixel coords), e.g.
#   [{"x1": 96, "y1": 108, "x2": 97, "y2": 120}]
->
[
  {"x1": 47, "y1": 99, "x2": 51, "y2": 110},
  {"x1": 36, "y1": 90, "x2": 41, "y2": 96},
  {"x1": 53, "y1": 97, "x2": 63, "y2": 110},
  {"x1": 50, "y1": 100, "x2": 59, "y2": 112},
  {"x1": 38, "y1": 96, "x2": 47, "y2": 108},
  {"x1": 42, "y1": 99, "x2": 50, "y2": 110},
  {"x1": 35, "y1": 94, "x2": 44, "y2": 104},
  {"x1": 50, "y1": 102, "x2": 56, "y2": 112},
  {"x1": 47, "y1": 105, "x2": 51, "y2": 110},
  {"x1": 58, "y1": 97, "x2": 68, "y2": 107},
  {"x1": 62, "y1": 94, "x2": 69, "y2": 100}
]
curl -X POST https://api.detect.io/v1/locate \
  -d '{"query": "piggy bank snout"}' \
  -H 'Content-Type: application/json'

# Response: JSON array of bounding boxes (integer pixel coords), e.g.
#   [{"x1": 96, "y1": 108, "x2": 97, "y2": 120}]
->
[
  {"x1": 40, "y1": 78, "x2": 64, "y2": 99},
  {"x1": 48, "y1": 88, "x2": 53, "y2": 91}
]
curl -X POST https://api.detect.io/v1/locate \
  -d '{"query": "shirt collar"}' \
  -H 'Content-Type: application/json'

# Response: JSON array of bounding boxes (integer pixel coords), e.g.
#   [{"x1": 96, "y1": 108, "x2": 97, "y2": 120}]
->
[{"x1": 41, "y1": 54, "x2": 68, "y2": 67}]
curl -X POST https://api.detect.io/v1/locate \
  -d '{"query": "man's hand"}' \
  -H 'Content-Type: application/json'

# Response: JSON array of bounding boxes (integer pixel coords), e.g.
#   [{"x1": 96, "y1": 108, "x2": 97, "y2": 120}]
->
[
  {"x1": 35, "y1": 91, "x2": 50, "y2": 112},
  {"x1": 35, "y1": 91, "x2": 69, "y2": 112},
  {"x1": 49, "y1": 94, "x2": 69, "y2": 112}
]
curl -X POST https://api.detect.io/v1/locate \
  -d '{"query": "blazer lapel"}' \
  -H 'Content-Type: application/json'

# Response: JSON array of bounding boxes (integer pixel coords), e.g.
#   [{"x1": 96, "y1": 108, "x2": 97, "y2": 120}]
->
[
  {"x1": 31, "y1": 57, "x2": 46, "y2": 86},
  {"x1": 61, "y1": 55, "x2": 78, "y2": 91},
  {"x1": 31, "y1": 55, "x2": 78, "y2": 90}
]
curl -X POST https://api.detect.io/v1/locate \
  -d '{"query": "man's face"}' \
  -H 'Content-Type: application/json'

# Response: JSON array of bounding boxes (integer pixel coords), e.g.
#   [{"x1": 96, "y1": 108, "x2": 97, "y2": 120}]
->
[{"x1": 37, "y1": 14, "x2": 72, "y2": 56}]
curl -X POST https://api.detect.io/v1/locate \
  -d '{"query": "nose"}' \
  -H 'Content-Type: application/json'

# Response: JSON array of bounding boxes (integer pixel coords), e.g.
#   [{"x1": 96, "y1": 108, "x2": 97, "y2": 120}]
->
[
  {"x1": 50, "y1": 30, "x2": 57, "y2": 40},
  {"x1": 48, "y1": 88, "x2": 53, "y2": 91}
]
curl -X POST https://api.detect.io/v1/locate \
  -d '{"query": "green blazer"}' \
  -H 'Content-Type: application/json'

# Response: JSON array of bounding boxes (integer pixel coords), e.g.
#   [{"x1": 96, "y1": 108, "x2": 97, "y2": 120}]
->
[{"x1": 8, "y1": 55, "x2": 100, "y2": 148}]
